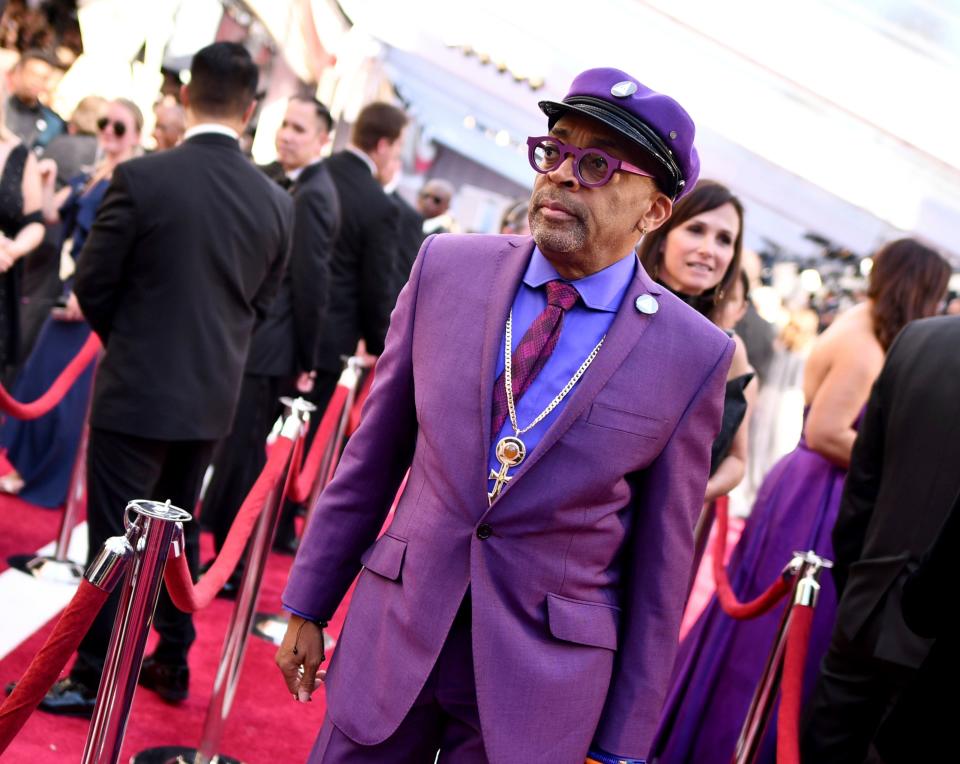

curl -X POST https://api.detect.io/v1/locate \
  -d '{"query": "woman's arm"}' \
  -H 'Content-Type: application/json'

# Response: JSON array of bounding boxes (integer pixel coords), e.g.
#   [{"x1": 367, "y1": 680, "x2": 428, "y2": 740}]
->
[
  {"x1": 704, "y1": 336, "x2": 755, "y2": 502},
  {"x1": 0, "y1": 152, "x2": 45, "y2": 271},
  {"x1": 38, "y1": 158, "x2": 75, "y2": 225}
]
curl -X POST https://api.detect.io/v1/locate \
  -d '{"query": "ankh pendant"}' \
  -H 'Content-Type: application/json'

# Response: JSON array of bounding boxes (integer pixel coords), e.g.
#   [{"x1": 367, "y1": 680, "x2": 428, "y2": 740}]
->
[{"x1": 488, "y1": 436, "x2": 526, "y2": 505}]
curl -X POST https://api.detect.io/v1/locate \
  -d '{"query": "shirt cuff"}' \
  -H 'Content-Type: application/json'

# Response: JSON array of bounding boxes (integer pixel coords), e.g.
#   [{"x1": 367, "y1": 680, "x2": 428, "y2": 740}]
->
[{"x1": 282, "y1": 603, "x2": 323, "y2": 623}]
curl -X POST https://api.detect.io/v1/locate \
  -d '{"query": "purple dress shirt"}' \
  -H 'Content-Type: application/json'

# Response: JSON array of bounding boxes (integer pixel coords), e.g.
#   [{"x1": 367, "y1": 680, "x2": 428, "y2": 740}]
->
[{"x1": 488, "y1": 247, "x2": 635, "y2": 489}]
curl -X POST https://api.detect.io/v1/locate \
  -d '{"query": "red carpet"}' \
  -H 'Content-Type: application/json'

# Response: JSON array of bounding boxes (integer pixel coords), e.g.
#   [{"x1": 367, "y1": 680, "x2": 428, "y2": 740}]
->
[{"x1": 0, "y1": 495, "x2": 347, "y2": 763}]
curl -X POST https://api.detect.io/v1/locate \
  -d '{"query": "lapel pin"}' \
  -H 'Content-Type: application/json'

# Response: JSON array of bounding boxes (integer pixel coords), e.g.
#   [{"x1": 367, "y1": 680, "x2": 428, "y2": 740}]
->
[{"x1": 635, "y1": 294, "x2": 659, "y2": 315}]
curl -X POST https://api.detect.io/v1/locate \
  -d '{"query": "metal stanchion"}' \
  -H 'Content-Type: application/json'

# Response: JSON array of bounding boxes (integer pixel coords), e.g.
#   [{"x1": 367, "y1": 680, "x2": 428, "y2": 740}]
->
[
  {"x1": 133, "y1": 400, "x2": 309, "y2": 764},
  {"x1": 250, "y1": 359, "x2": 366, "y2": 648},
  {"x1": 81, "y1": 499, "x2": 192, "y2": 764},
  {"x1": 731, "y1": 551, "x2": 832, "y2": 764},
  {"x1": 8, "y1": 422, "x2": 90, "y2": 582}
]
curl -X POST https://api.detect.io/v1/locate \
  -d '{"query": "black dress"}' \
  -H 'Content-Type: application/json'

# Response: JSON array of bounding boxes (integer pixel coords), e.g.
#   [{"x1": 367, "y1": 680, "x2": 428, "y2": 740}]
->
[{"x1": 0, "y1": 143, "x2": 29, "y2": 370}]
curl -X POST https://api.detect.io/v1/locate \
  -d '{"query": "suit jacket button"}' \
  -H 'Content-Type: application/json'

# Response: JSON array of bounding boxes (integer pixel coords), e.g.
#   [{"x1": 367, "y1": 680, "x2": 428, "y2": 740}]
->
[{"x1": 476, "y1": 523, "x2": 492, "y2": 540}]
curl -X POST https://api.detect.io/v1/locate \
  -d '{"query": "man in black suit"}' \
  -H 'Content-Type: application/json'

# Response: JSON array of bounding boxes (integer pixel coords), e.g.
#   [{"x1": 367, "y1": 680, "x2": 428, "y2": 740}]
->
[
  {"x1": 307, "y1": 101, "x2": 407, "y2": 418},
  {"x1": 802, "y1": 314, "x2": 960, "y2": 761},
  {"x1": 202, "y1": 95, "x2": 340, "y2": 569},
  {"x1": 39, "y1": 42, "x2": 293, "y2": 715}
]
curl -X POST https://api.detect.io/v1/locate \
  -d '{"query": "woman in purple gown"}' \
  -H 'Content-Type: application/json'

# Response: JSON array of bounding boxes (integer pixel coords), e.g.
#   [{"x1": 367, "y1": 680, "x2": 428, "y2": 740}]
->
[
  {"x1": 651, "y1": 239, "x2": 951, "y2": 764},
  {"x1": 0, "y1": 99, "x2": 142, "y2": 506}
]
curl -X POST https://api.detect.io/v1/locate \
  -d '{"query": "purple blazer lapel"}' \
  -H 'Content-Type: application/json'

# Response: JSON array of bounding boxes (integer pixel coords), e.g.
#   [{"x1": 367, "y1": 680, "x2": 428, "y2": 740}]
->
[
  {"x1": 479, "y1": 237, "x2": 536, "y2": 451},
  {"x1": 498, "y1": 256, "x2": 664, "y2": 494}
]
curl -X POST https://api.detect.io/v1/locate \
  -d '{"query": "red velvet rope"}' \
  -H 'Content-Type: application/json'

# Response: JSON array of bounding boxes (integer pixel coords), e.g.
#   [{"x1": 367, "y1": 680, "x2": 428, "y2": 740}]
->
[
  {"x1": 0, "y1": 580, "x2": 110, "y2": 753},
  {"x1": 712, "y1": 496, "x2": 793, "y2": 619},
  {"x1": 0, "y1": 332, "x2": 101, "y2": 420},
  {"x1": 288, "y1": 384, "x2": 350, "y2": 504},
  {"x1": 164, "y1": 434, "x2": 296, "y2": 613},
  {"x1": 345, "y1": 364, "x2": 375, "y2": 436},
  {"x1": 777, "y1": 602, "x2": 814, "y2": 764}
]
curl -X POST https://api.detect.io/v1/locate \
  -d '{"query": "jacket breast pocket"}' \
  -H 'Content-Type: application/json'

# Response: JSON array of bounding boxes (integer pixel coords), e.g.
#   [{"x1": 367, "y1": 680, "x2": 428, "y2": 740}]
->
[
  {"x1": 586, "y1": 401, "x2": 666, "y2": 441},
  {"x1": 360, "y1": 533, "x2": 407, "y2": 581},
  {"x1": 546, "y1": 593, "x2": 620, "y2": 651}
]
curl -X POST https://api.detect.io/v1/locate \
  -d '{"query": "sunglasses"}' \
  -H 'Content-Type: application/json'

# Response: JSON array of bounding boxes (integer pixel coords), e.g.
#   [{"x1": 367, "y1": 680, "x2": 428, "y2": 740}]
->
[
  {"x1": 97, "y1": 117, "x2": 128, "y2": 137},
  {"x1": 419, "y1": 192, "x2": 445, "y2": 204},
  {"x1": 526, "y1": 136, "x2": 654, "y2": 188}
]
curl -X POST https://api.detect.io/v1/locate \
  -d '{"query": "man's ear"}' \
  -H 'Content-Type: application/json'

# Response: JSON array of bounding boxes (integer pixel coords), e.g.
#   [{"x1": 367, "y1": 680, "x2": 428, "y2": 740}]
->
[
  {"x1": 179, "y1": 84, "x2": 190, "y2": 111},
  {"x1": 641, "y1": 193, "x2": 673, "y2": 233}
]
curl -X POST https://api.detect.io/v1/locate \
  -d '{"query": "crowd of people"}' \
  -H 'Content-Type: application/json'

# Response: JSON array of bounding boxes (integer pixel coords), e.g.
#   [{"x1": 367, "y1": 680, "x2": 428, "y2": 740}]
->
[{"x1": 0, "y1": 12, "x2": 954, "y2": 764}]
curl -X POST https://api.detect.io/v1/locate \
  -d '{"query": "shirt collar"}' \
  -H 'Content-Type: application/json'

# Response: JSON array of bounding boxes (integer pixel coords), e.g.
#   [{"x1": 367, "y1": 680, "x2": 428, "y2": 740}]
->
[
  {"x1": 183, "y1": 123, "x2": 239, "y2": 141},
  {"x1": 345, "y1": 145, "x2": 378, "y2": 177},
  {"x1": 286, "y1": 158, "x2": 322, "y2": 183},
  {"x1": 523, "y1": 246, "x2": 636, "y2": 313}
]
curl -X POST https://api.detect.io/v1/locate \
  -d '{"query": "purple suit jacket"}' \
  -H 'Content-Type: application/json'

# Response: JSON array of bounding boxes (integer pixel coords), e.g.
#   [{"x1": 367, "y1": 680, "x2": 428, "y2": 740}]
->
[{"x1": 284, "y1": 234, "x2": 734, "y2": 762}]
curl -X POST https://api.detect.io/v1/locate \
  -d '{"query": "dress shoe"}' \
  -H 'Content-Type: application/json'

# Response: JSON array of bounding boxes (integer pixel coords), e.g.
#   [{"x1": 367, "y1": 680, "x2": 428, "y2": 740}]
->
[
  {"x1": 138, "y1": 655, "x2": 189, "y2": 703},
  {"x1": 37, "y1": 677, "x2": 96, "y2": 718}
]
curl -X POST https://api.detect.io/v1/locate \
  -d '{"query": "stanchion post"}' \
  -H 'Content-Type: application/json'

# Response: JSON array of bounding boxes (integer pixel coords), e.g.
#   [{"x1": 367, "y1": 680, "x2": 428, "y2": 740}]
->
[
  {"x1": 133, "y1": 400, "x2": 310, "y2": 764},
  {"x1": 306, "y1": 355, "x2": 366, "y2": 525},
  {"x1": 9, "y1": 416, "x2": 91, "y2": 582},
  {"x1": 81, "y1": 499, "x2": 192, "y2": 764},
  {"x1": 731, "y1": 551, "x2": 831, "y2": 764}
]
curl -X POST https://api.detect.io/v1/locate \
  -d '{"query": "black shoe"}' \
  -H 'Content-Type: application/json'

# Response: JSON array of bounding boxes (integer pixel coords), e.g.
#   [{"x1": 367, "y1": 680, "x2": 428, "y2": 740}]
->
[
  {"x1": 138, "y1": 655, "x2": 189, "y2": 703},
  {"x1": 37, "y1": 677, "x2": 96, "y2": 718}
]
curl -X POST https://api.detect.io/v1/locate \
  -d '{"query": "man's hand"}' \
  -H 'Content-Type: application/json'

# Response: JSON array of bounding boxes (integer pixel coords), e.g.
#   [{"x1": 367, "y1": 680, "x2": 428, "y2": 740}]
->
[
  {"x1": 295, "y1": 370, "x2": 316, "y2": 394},
  {"x1": 52, "y1": 293, "x2": 84, "y2": 322},
  {"x1": 275, "y1": 615, "x2": 325, "y2": 703}
]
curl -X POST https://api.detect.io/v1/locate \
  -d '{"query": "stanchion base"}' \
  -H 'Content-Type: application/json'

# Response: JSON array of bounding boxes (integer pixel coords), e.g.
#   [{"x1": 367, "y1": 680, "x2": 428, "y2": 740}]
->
[
  {"x1": 251, "y1": 611, "x2": 336, "y2": 651},
  {"x1": 7, "y1": 553, "x2": 84, "y2": 583},
  {"x1": 131, "y1": 745, "x2": 244, "y2": 764}
]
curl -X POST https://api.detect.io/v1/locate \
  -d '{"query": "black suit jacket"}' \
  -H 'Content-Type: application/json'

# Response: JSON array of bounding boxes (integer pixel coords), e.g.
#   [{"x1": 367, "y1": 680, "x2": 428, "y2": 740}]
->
[
  {"x1": 831, "y1": 315, "x2": 960, "y2": 668},
  {"x1": 874, "y1": 496, "x2": 958, "y2": 763},
  {"x1": 390, "y1": 191, "x2": 425, "y2": 301},
  {"x1": 74, "y1": 133, "x2": 293, "y2": 441},
  {"x1": 246, "y1": 160, "x2": 340, "y2": 377},
  {"x1": 313, "y1": 150, "x2": 399, "y2": 372}
]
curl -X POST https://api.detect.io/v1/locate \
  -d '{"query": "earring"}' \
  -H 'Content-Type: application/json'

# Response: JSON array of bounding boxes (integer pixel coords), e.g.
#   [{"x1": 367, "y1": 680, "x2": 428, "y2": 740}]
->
[
  {"x1": 638, "y1": 226, "x2": 647, "y2": 237},
  {"x1": 714, "y1": 287, "x2": 725, "y2": 304}
]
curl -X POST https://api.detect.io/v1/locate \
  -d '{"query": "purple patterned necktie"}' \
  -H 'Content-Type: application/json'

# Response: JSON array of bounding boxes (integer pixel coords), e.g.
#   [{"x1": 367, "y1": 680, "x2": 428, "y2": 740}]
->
[{"x1": 491, "y1": 280, "x2": 580, "y2": 436}]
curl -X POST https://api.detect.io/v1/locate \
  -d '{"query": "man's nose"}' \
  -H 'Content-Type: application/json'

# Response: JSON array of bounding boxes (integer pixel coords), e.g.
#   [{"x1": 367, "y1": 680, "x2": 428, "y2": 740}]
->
[{"x1": 546, "y1": 154, "x2": 578, "y2": 187}]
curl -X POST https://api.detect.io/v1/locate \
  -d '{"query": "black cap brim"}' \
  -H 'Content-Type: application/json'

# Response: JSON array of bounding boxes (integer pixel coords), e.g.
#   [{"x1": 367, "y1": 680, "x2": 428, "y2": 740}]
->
[{"x1": 539, "y1": 97, "x2": 683, "y2": 198}]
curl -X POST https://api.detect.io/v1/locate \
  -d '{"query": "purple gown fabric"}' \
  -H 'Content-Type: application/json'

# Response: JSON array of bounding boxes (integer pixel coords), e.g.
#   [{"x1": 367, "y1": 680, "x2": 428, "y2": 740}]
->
[{"x1": 651, "y1": 412, "x2": 855, "y2": 764}]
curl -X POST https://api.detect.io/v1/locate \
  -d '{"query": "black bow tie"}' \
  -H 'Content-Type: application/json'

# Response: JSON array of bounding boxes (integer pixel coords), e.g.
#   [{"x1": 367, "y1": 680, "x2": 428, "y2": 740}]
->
[{"x1": 277, "y1": 175, "x2": 294, "y2": 191}]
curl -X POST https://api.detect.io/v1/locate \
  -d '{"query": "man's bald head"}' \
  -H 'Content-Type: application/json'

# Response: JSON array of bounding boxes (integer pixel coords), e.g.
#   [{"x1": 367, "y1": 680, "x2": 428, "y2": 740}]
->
[
  {"x1": 418, "y1": 179, "x2": 455, "y2": 218},
  {"x1": 153, "y1": 102, "x2": 186, "y2": 150}
]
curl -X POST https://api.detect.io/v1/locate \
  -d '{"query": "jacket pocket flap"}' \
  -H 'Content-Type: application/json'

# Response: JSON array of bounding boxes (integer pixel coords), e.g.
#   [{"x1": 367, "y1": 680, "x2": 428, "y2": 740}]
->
[
  {"x1": 546, "y1": 593, "x2": 620, "y2": 651},
  {"x1": 360, "y1": 533, "x2": 407, "y2": 581},
  {"x1": 587, "y1": 402, "x2": 664, "y2": 439}
]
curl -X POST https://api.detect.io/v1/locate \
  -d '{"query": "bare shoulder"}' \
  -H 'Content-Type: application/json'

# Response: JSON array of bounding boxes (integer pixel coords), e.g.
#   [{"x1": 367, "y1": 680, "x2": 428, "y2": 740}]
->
[{"x1": 727, "y1": 332, "x2": 753, "y2": 379}]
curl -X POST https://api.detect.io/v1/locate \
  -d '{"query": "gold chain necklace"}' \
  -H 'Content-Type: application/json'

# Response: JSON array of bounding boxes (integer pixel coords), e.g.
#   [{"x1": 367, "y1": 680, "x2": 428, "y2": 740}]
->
[{"x1": 488, "y1": 310, "x2": 604, "y2": 505}]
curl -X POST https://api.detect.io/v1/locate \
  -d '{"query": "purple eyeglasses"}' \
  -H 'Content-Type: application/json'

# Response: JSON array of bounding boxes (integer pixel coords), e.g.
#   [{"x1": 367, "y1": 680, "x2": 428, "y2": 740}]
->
[{"x1": 526, "y1": 136, "x2": 654, "y2": 188}]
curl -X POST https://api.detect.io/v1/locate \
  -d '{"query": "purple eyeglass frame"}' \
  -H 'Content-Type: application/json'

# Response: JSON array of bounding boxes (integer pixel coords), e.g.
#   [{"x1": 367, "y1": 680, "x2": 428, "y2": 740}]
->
[{"x1": 526, "y1": 136, "x2": 654, "y2": 188}]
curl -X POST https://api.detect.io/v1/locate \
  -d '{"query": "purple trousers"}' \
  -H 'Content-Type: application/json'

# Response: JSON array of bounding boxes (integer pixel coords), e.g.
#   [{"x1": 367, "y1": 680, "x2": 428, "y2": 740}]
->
[{"x1": 309, "y1": 597, "x2": 488, "y2": 763}]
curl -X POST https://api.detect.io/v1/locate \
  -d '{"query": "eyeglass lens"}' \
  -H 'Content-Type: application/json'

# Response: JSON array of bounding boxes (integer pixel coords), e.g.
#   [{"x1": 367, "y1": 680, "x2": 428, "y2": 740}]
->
[{"x1": 532, "y1": 139, "x2": 612, "y2": 185}]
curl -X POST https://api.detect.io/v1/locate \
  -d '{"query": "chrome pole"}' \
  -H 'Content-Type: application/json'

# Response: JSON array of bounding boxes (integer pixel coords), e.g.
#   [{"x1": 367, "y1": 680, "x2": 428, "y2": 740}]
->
[
  {"x1": 192, "y1": 400, "x2": 307, "y2": 764},
  {"x1": 81, "y1": 499, "x2": 192, "y2": 764},
  {"x1": 131, "y1": 401, "x2": 309, "y2": 764},
  {"x1": 306, "y1": 356, "x2": 366, "y2": 526},
  {"x1": 731, "y1": 551, "x2": 832, "y2": 764},
  {"x1": 249, "y1": 360, "x2": 365, "y2": 649}
]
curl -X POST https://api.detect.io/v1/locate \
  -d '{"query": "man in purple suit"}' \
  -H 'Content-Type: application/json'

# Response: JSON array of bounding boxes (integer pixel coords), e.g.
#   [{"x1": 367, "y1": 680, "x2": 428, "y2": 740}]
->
[{"x1": 277, "y1": 68, "x2": 735, "y2": 763}]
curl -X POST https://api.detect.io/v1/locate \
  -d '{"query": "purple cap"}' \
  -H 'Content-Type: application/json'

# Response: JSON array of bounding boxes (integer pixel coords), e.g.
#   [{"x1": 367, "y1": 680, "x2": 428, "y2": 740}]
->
[{"x1": 539, "y1": 67, "x2": 700, "y2": 199}]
